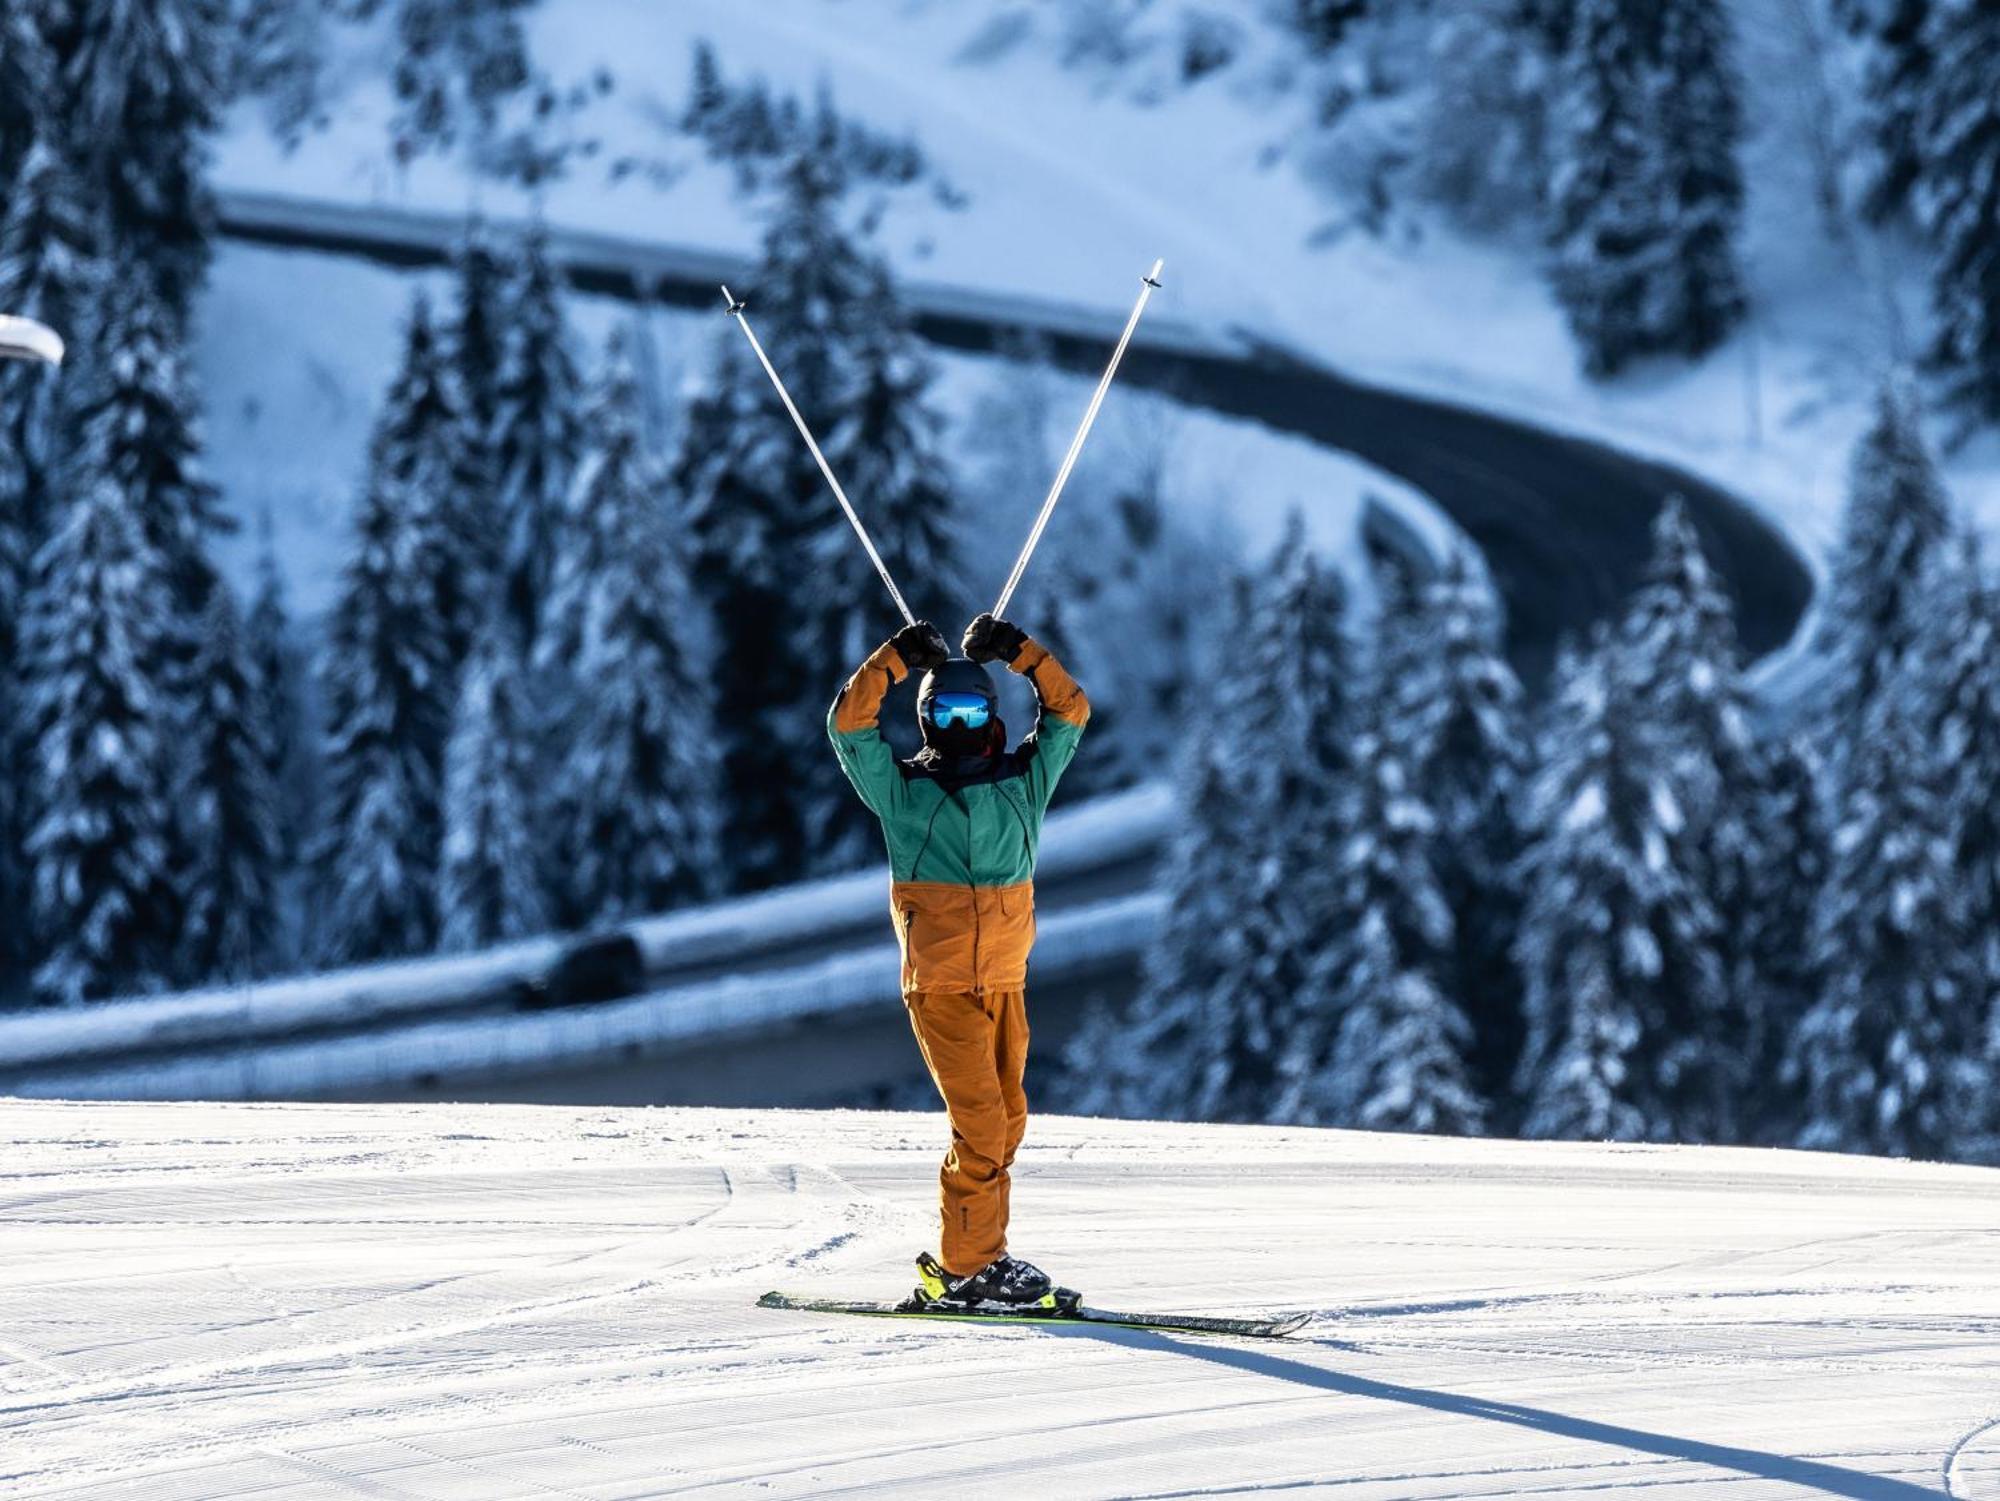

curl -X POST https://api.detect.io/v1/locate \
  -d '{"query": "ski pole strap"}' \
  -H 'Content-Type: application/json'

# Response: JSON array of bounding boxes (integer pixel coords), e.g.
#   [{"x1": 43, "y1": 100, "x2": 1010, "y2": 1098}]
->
[
  {"x1": 719, "y1": 285, "x2": 917, "y2": 628},
  {"x1": 993, "y1": 258, "x2": 1164, "y2": 619}
]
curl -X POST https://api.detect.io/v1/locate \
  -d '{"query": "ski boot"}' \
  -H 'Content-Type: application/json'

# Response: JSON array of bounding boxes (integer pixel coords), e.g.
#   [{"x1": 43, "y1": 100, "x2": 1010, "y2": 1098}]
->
[{"x1": 900, "y1": 1252, "x2": 1080, "y2": 1313}]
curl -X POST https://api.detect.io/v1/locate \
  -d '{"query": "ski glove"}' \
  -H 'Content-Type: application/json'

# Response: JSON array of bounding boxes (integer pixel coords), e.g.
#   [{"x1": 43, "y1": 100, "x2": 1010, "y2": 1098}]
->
[
  {"x1": 962, "y1": 613, "x2": 1028, "y2": 665},
  {"x1": 891, "y1": 620, "x2": 951, "y2": 673}
]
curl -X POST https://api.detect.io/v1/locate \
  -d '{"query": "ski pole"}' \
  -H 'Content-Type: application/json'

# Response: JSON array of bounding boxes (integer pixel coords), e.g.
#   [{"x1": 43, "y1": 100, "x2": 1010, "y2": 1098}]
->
[
  {"x1": 993, "y1": 259, "x2": 1163, "y2": 618},
  {"x1": 0, "y1": 315, "x2": 64, "y2": 366},
  {"x1": 719, "y1": 285, "x2": 915, "y2": 628}
]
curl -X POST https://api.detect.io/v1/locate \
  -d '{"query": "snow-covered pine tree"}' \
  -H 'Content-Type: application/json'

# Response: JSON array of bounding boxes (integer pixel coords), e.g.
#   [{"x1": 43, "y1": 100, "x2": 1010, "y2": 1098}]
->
[
  {"x1": 0, "y1": 8, "x2": 80, "y2": 997},
  {"x1": 1381, "y1": 555, "x2": 1530, "y2": 1104},
  {"x1": 58, "y1": 0, "x2": 228, "y2": 324},
  {"x1": 1748, "y1": 734, "x2": 1830, "y2": 1142},
  {"x1": 1817, "y1": 390, "x2": 1954, "y2": 757},
  {"x1": 177, "y1": 580, "x2": 280, "y2": 983},
  {"x1": 688, "y1": 110, "x2": 874, "y2": 889},
  {"x1": 744, "y1": 101, "x2": 868, "y2": 508},
  {"x1": 1616, "y1": 503, "x2": 1752, "y2": 756},
  {"x1": 683, "y1": 38, "x2": 727, "y2": 134},
  {"x1": 1547, "y1": 0, "x2": 1746, "y2": 375},
  {"x1": 490, "y1": 226, "x2": 582, "y2": 648},
  {"x1": 1517, "y1": 0, "x2": 1578, "y2": 51},
  {"x1": 439, "y1": 623, "x2": 548, "y2": 949},
  {"x1": 80, "y1": 271, "x2": 229, "y2": 627},
  {"x1": 366, "y1": 293, "x2": 489, "y2": 667},
  {"x1": 1421, "y1": 0, "x2": 1563, "y2": 231},
  {"x1": 230, "y1": 0, "x2": 330, "y2": 146},
  {"x1": 0, "y1": 139, "x2": 99, "y2": 545},
  {"x1": 1610, "y1": 499, "x2": 1760, "y2": 1139},
  {"x1": 1060, "y1": 697, "x2": 1247, "y2": 1121},
  {"x1": 386, "y1": 0, "x2": 532, "y2": 164},
  {"x1": 1095, "y1": 449, "x2": 1188, "y2": 720},
  {"x1": 1844, "y1": 0, "x2": 1935, "y2": 222},
  {"x1": 1294, "y1": 0, "x2": 1367, "y2": 53},
  {"x1": 544, "y1": 331, "x2": 718, "y2": 925},
  {"x1": 1064, "y1": 748, "x2": 1232, "y2": 1120},
  {"x1": 1187, "y1": 517, "x2": 1355, "y2": 1123},
  {"x1": 0, "y1": 573, "x2": 18, "y2": 989},
  {"x1": 61, "y1": 271, "x2": 237, "y2": 970},
  {"x1": 1513, "y1": 632, "x2": 1726, "y2": 1141},
  {"x1": 787, "y1": 262, "x2": 963, "y2": 873},
  {"x1": 244, "y1": 516, "x2": 314, "y2": 867},
  {"x1": 1856, "y1": 534, "x2": 2000, "y2": 1159},
  {"x1": 713, "y1": 81, "x2": 782, "y2": 183},
  {"x1": 1293, "y1": 729, "x2": 1486, "y2": 1134},
  {"x1": 673, "y1": 331, "x2": 794, "y2": 891},
  {"x1": 1016, "y1": 585, "x2": 1125, "y2": 800},
  {"x1": 450, "y1": 229, "x2": 508, "y2": 486},
  {"x1": 1649, "y1": 0, "x2": 1749, "y2": 360},
  {"x1": 1915, "y1": 0, "x2": 2000, "y2": 422},
  {"x1": 0, "y1": 0, "x2": 53, "y2": 184},
  {"x1": 20, "y1": 396, "x2": 182, "y2": 1004},
  {"x1": 1792, "y1": 593, "x2": 1984, "y2": 1162},
  {"x1": 315, "y1": 307, "x2": 459, "y2": 965},
  {"x1": 1547, "y1": 0, "x2": 1662, "y2": 376}
]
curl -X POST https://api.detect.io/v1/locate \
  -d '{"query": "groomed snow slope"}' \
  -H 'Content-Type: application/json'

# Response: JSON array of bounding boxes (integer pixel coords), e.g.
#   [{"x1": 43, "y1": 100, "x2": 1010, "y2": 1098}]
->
[{"x1": 4, "y1": 1102, "x2": 1997, "y2": 1498}]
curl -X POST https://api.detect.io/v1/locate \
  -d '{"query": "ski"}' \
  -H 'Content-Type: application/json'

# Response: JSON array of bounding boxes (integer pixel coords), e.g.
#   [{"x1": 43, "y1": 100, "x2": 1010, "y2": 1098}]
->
[{"x1": 757, "y1": 1291, "x2": 1310, "y2": 1341}]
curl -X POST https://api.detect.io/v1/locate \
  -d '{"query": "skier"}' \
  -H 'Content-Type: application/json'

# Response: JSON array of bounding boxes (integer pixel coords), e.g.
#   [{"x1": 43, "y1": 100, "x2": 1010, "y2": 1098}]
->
[{"x1": 828, "y1": 610, "x2": 1091, "y2": 1310}]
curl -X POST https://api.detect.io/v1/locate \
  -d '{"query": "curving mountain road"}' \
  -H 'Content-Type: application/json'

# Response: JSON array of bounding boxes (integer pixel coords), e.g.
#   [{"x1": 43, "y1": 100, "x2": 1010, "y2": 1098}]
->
[
  {"x1": 1153, "y1": 339, "x2": 1811, "y2": 683},
  {"x1": 218, "y1": 190, "x2": 1812, "y2": 684},
  {"x1": 938, "y1": 324, "x2": 1812, "y2": 686}
]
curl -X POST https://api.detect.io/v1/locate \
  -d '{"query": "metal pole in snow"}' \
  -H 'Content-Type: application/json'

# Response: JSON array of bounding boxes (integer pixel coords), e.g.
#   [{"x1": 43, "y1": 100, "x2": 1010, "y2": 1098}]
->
[
  {"x1": 993, "y1": 259, "x2": 1164, "y2": 619},
  {"x1": 719, "y1": 285, "x2": 916, "y2": 628},
  {"x1": 0, "y1": 315, "x2": 64, "y2": 366}
]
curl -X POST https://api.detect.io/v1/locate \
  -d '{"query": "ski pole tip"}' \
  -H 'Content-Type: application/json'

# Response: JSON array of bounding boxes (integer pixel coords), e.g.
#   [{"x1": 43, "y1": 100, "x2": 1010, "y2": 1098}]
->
[
  {"x1": 719, "y1": 285, "x2": 746, "y2": 316},
  {"x1": 1143, "y1": 258, "x2": 1165, "y2": 288}
]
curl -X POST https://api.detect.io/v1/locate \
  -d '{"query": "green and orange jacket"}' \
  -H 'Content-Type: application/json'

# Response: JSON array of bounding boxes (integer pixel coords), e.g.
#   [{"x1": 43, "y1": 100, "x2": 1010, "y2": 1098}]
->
[{"x1": 828, "y1": 638, "x2": 1090, "y2": 997}]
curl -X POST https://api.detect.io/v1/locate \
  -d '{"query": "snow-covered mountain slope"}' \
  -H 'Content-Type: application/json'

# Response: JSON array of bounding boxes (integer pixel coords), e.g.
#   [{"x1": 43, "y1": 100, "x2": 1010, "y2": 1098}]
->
[
  {"x1": 211, "y1": 0, "x2": 1997, "y2": 565},
  {"x1": 4, "y1": 1100, "x2": 1996, "y2": 1498}
]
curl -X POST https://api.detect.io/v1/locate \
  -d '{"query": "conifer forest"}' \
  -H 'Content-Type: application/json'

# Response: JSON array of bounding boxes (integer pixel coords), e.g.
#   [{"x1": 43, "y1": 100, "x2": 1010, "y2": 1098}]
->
[{"x1": 3, "y1": 0, "x2": 1999, "y2": 1167}]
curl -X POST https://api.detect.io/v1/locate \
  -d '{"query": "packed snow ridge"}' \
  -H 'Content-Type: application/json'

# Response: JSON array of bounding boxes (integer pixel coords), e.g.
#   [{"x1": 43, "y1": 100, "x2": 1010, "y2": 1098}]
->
[{"x1": 4, "y1": 1099, "x2": 1997, "y2": 1498}]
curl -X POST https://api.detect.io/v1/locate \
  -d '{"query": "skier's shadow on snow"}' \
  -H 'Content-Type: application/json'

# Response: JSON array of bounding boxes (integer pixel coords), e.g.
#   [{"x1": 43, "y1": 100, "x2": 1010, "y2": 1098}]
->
[{"x1": 1042, "y1": 1325, "x2": 1936, "y2": 1500}]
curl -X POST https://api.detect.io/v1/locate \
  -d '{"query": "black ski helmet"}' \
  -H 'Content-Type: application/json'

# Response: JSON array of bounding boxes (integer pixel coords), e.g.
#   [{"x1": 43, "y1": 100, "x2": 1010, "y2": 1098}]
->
[
  {"x1": 919, "y1": 656, "x2": 998, "y2": 707},
  {"x1": 917, "y1": 656, "x2": 1000, "y2": 755}
]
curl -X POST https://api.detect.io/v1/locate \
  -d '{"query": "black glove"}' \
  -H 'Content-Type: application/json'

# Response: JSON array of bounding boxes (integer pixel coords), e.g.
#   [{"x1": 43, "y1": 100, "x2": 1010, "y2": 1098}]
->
[
  {"x1": 962, "y1": 613, "x2": 1028, "y2": 665},
  {"x1": 890, "y1": 620, "x2": 950, "y2": 673}
]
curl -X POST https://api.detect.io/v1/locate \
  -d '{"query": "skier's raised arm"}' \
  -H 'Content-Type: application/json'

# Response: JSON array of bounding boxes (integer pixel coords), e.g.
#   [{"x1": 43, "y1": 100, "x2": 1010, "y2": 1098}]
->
[
  {"x1": 827, "y1": 620, "x2": 950, "y2": 815},
  {"x1": 962, "y1": 613, "x2": 1090, "y2": 812}
]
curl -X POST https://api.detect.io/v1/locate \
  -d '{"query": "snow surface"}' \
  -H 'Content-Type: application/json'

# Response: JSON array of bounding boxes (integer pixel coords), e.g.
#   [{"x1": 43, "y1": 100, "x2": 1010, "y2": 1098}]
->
[{"x1": 3, "y1": 1099, "x2": 1997, "y2": 1498}]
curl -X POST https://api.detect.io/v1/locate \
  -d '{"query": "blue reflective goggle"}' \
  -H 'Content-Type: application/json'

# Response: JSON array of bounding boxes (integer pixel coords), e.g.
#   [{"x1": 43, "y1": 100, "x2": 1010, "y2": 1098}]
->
[{"x1": 927, "y1": 692, "x2": 994, "y2": 730}]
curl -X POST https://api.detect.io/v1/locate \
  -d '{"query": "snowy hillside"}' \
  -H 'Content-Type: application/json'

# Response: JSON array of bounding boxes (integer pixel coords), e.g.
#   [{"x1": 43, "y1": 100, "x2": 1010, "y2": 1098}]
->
[
  {"x1": 209, "y1": 0, "x2": 1998, "y2": 562},
  {"x1": 4, "y1": 1099, "x2": 1997, "y2": 1498}
]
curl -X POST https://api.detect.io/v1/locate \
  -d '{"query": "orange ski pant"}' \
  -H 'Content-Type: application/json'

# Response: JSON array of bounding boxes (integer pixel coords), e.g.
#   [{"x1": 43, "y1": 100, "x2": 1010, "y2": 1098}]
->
[{"x1": 903, "y1": 988, "x2": 1029, "y2": 1276}]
